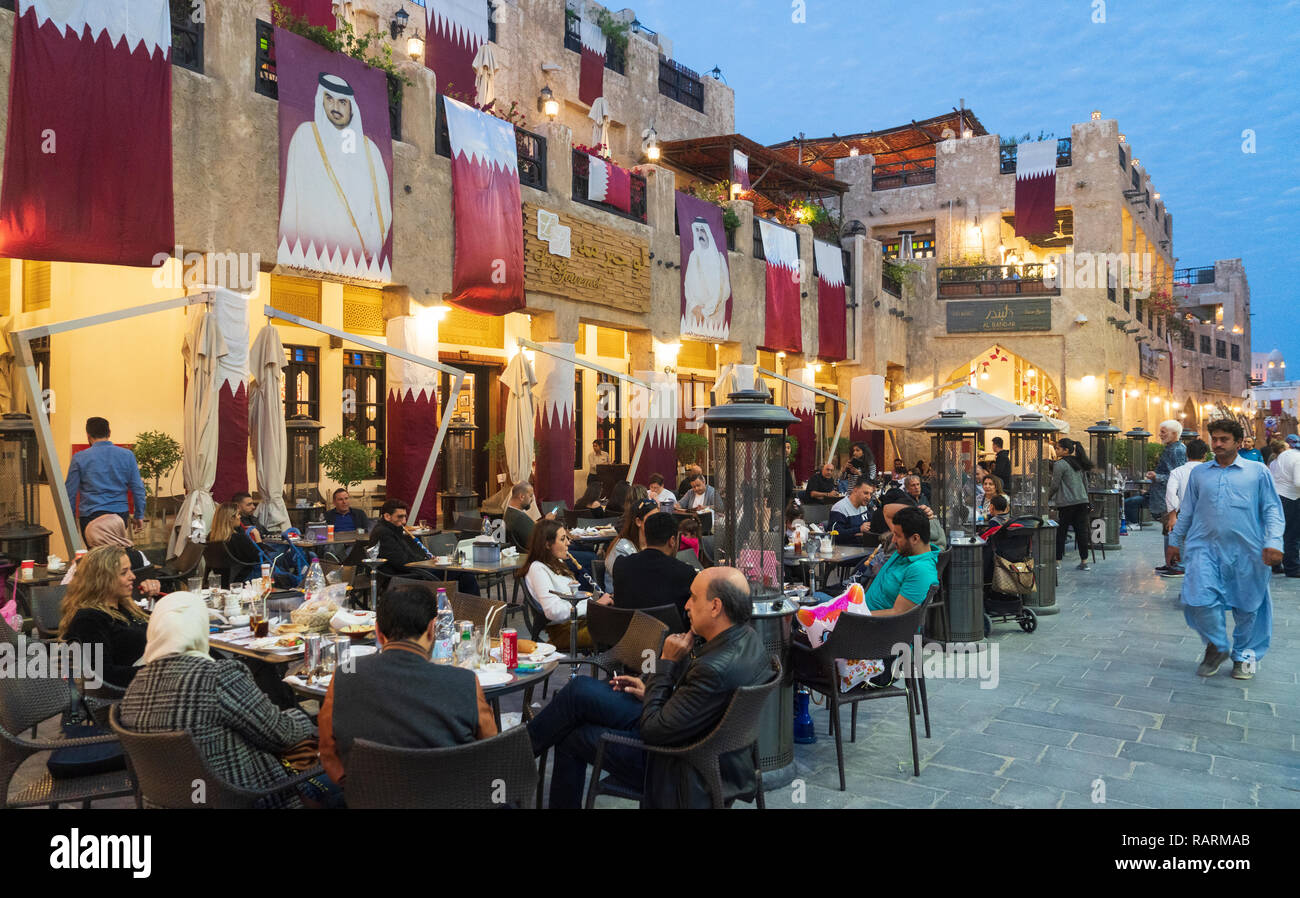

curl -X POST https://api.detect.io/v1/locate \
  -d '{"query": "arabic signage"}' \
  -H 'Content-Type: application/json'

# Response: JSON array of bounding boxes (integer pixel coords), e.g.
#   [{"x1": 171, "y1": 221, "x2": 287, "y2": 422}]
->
[
  {"x1": 946, "y1": 298, "x2": 1052, "y2": 334},
  {"x1": 1202, "y1": 367, "x2": 1230, "y2": 394},
  {"x1": 523, "y1": 203, "x2": 650, "y2": 313},
  {"x1": 1139, "y1": 343, "x2": 1160, "y2": 380}
]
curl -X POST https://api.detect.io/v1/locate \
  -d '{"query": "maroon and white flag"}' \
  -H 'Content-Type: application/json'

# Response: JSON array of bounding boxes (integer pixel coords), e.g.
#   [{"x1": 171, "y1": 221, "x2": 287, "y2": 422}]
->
[
  {"x1": 786, "y1": 368, "x2": 817, "y2": 483},
  {"x1": 632, "y1": 372, "x2": 678, "y2": 488},
  {"x1": 759, "y1": 220, "x2": 803, "y2": 354},
  {"x1": 212, "y1": 289, "x2": 250, "y2": 503},
  {"x1": 732, "y1": 149, "x2": 751, "y2": 192},
  {"x1": 425, "y1": 0, "x2": 489, "y2": 98},
  {"x1": 386, "y1": 317, "x2": 440, "y2": 527},
  {"x1": 1014, "y1": 139, "x2": 1057, "y2": 237},
  {"x1": 676, "y1": 191, "x2": 731, "y2": 341},
  {"x1": 578, "y1": 11, "x2": 606, "y2": 107},
  {"x1": 444, "y1": 97, "x2": 525, "y2": 315},
  {"x1": 280, "y1": 0, "x2": 336, "y2": 30},
  {"x1": 850, "y1": 374, "x2": 886, "y2": 471},
  {"x1": 533, "y1": 343, "x2": 576, "y2": 509},
  {"x1": 587, "y1": 154, "x2": 630, "y2": 212},
  {"x1": 0, "y1": 1, "x2": 174, "y2": 265},
  {"x1": 276, "y1": 28, "x2": 394, "y2": 281},
  {"x1": 814, "y1": 239, "x2": 846, "y2": 360}
]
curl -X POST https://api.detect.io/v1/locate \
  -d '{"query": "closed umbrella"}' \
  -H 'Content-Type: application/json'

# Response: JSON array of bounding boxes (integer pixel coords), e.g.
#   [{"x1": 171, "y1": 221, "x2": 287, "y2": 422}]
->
[
  {"x1": 500, "y1": 351, "x2": 536, "y2": 485},
  {"x1": 588, "y1": 97, "x2": 610, "y2": 152},
  {"x1": 168, "y1": 302, "x2": 224, "y2": 558},
  {"x1": 866, "y1": 385, "x2": 1068, "y2": 432},
  {"x1": 472, "y1": 43, "x2": 499, "y2": 107},
  {"x1": 249, "y1": 325, "x2": 291, "y2": 533}
]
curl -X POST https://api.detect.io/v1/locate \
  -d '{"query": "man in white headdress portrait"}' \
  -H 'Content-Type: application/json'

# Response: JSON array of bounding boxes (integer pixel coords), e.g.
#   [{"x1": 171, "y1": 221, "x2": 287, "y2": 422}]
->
[
  {"x1": 682, "y1": 216, "x2": 730, "y2": 337},
  {"x1": 279, "y1": 72, "x2": 393, "y2": 275}
]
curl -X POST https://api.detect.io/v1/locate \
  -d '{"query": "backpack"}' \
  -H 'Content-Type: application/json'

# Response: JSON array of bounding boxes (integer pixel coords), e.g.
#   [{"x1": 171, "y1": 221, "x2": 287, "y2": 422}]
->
[{"x1": 259, "y1": 541, "x2": 310, "y2": 589}]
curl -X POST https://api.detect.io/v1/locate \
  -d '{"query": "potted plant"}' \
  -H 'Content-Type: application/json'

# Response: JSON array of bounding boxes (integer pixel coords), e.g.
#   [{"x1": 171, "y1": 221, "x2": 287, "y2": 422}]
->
[
  {"x1": 132, "y1": 431, "x2": 182, "y2": 532},
  {"x1": 676, "y1": 432, "x2": 708, "y2": 470},
  {"x1": 318, "y1": 436, "x2": 378, "y2": 495}
]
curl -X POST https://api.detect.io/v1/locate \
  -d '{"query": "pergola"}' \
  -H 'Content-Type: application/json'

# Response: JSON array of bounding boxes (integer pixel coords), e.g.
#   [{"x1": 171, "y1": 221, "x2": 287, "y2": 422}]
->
[{"x1": 767, "y1": 109, "x2": 988, "y2": 175}]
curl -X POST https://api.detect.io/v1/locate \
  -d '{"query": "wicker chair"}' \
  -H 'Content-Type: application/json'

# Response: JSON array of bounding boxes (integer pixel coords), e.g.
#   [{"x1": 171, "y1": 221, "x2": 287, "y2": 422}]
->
[
  {"x1": 345, "y1": 725, "x2": 537, "y2": 809},
  {"x1": 154, "y1": 540, "x2": 206, "y2": 591},
  {"x1": 579, "y1": 607, "x2": 669, "y2": 676},
  {"x1": 791, "y1": 585, "x2": 938, "y2": 788},
  {"x1": 1, "y1": 672, "x2": 135, "y2": 808},
  {"x1": 108, "y1": 705, "x2": 323, "y2": 809},
  {"x1": 29, "y1": 584, "x2": 66, "y2": 640},
  {"x1": 582, "y1": 656, "x2": 782, "y2": 809}
]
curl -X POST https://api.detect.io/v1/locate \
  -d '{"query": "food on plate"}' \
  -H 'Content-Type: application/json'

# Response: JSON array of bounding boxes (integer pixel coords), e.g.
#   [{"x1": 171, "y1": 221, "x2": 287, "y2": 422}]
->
[
  {"x1": 275, "y1": 623, "x2": 306, "y2": 635},
  {"x1": 276, "y1": 635, "x2": 303, "y2": 648},
  {"x1": 339, "y1": 624, "x2": 374, "y2": 635}
]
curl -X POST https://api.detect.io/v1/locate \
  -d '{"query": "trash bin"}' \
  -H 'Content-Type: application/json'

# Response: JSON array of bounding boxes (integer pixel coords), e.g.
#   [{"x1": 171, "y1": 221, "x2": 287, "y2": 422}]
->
[
  {"x1": 749, "y1": 596, "x2": 797, "y2": 789},
  {"x1": 936, "y1": 536, "x2": 985, "y2": 643},
  {"x1": 1025, "y1": 520, "x2": 1059, "y2": 615}
]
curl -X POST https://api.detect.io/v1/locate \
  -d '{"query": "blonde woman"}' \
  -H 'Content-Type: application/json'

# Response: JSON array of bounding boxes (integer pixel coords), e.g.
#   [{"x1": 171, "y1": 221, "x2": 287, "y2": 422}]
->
[
  {"x1": 209, "y1": 500, "x2": 262, "y2": 583},
  {"x1": 60, "y1": 546, "x2": 151, "y2": 688}
]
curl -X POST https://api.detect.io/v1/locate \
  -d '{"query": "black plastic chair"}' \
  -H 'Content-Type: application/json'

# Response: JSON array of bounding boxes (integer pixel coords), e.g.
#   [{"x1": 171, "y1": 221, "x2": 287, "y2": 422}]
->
[
  {"x1": 28, "y1": 585, "x2": 66, "y2": 641},
  {"x1": 923, "y1": 549, "x2": 952, "y2": 642}
]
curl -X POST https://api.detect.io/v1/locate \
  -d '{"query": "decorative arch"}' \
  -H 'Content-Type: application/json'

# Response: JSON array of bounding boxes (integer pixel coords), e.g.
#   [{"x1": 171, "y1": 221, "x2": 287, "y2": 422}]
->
[{"x1": 945, "y1": 344, "x2": 1062, "y2": 419}]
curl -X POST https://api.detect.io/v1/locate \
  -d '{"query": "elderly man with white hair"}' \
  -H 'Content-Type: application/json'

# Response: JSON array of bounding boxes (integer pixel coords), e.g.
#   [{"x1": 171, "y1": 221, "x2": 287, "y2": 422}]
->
[{"x1": 1123, "y1": 419, "x2": 1188, "y2": 575}]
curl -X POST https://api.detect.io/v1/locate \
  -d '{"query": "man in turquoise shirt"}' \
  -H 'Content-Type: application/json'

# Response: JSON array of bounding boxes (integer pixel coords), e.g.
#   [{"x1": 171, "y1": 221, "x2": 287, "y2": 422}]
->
[{"x1": 863, "y1": 506, "x2": 940, "y2": 616}]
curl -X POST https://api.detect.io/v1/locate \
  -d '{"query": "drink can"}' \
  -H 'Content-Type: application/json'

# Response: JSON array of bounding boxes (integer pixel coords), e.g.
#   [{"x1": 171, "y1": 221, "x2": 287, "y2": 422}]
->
[
  {"x1": 326, "y1": 524, "x2": 335, "y2": 540},
  {"x1": 501, "y1": 627, "x2": 518, "y2": 669},
  {"x1": 21, "y1": 560, "x2": 34, "y2": 581},
  {"x1": 75, "y1": 549, "x2": 87, "y2": 561}
]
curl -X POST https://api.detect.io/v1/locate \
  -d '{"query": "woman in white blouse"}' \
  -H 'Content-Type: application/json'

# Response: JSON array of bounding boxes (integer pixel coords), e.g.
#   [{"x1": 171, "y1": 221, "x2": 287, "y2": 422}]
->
[{"x1": 523, "y1": 520, "x2": 612, "y2": 649}]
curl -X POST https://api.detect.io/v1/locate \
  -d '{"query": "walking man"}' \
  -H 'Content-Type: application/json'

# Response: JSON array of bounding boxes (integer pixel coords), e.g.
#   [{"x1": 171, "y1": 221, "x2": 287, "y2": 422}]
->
[
  {"x1": 1146, "y1": 420, "x2": 1187, "y2": 574},
  {"x1": 64, "y1": 417, "x2": 147, "y2": 538},
  {"x1": 1268, "y1": 435, "x2": 1300, "y2": 577},
  {"x1": 1167, "y1": 419, "x2": 1283, "y2": 680}
]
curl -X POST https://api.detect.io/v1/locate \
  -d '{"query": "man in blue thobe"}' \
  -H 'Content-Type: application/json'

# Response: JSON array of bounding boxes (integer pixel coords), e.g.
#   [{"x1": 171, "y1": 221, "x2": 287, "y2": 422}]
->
[{"x1": 1167, "y1": 420, "x2": 1283, "y2": 680}]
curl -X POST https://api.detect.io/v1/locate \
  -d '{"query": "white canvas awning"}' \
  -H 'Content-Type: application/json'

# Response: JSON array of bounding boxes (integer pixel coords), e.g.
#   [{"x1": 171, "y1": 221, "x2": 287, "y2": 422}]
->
[
  {"x1": 472, "y1": 43, "x2": 500, "y2": 106},
  {"x1": 867, "y1": 385, "x2": 1069, "y2": 432}
]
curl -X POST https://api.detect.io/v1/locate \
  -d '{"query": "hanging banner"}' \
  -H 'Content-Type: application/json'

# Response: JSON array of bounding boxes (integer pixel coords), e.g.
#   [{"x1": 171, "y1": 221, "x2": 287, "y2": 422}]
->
[
  {"x1": 386, "y1": 317, "x2": 441, "y2": 526},
  {"x1": 578, "y1": 12, "x2": 606, "y2": 107},
  {"x1": 814, "y1": 239, "x2": 846, "y2": 360},
  {"x1": 759, "y1": 219, "x2": 803, "y2": 354},
  {"x1": 587, "y1": 154, "x2": 631, "y2": 212},
  {"x1": 425, "y1": 0, "x2": 489, "y2": 98},
  {"x1": 676, "y1": 191, "x2": 732, "y2": 341},
  {"x1": 732, "y1": 149, "x2": 752, "y2": 192},
  {"x1": 444, "y1": 96, "x2": 526, "y2": 315},
  {"x1": 276, "y1": 28, "x2": 394, "y2": 281},
  {"x1": 632, "y1": 371, "x2": 679, "y2": 488},
  {"x1": 850, "y1": 374, "x2": 887, "y2": 474},
  {"x1": 787, "y1": 368, "x2": 816, "y2": 483},
  {"x1": 280, "y1": 0, "x2": 336, "y2": 30},
  {"x1": 212, "y1": 289, "x2": 250, "y2": 503},
  {"x1": 0, "y1": 0, "x2": 174, "y2": 265},
  {"x1": 1013, "y1": 139, "x2": 1057, "y2": 237},
  {"x1": 534, "y1": 343, "x2": 576, "y2": 508}
]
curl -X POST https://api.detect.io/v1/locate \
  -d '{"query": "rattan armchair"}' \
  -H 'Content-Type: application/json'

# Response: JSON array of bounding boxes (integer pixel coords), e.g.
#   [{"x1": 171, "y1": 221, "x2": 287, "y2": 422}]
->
[{"x1": 577, "y1": 605, "x2": 669, "y2": 678}]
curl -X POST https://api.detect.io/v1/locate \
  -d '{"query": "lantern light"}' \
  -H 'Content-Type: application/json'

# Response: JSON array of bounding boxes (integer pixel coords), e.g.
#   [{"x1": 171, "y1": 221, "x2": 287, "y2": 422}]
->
[{"x1": 539, "y1": 85, "x2": 559, "y2": 119}]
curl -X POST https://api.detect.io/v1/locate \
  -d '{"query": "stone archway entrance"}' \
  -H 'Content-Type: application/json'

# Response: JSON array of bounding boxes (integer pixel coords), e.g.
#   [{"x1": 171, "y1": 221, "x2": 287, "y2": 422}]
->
[{"x1": 946, "y1": 344, "x2": 1062, "y2": 419}]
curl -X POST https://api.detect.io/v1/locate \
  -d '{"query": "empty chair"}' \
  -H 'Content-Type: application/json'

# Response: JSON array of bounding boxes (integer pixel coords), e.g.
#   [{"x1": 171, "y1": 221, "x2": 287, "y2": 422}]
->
[
  {"x1": 675, "y1": 549, "x2": 704, "y2": 572},
  {"x1": 29, "y1": 584, "x2": 67, "y2": 641},
  {"x1": 580, "y1": 605, "x2": 669, "y2": 671},
  {"x1": 425, "y1": 532, "x2": 459, "y2": 558}
]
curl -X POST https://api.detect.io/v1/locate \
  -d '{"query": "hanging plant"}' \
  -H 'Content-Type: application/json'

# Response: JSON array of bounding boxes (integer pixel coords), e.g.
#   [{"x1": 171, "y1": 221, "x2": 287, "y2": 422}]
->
[
  {"x1": 722, "y1": 207, "x2": 741, "y2": 233},
  {"x1": 270, "y1": 1, "x2": 413, "y2": 87},
  {"x1": 595, "y1": 9, "x2": 631, "y2": 54}
]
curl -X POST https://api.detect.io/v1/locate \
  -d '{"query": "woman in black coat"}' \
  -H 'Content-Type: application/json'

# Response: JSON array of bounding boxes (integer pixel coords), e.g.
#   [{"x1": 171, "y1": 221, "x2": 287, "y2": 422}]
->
[{"x1": 59, "y1": 546, "x2": 152, "y2": 688}]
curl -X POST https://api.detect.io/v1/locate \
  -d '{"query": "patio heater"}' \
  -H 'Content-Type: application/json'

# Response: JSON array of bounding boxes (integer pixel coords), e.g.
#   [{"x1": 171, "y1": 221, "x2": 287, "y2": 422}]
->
[
  {"x1": 0, "y1": 414, "x2": 51, "y2": 563},
  {"x1": 1124, "y1": 426, "x2": 1152, "y2": 527},
  {"x1": 922, "y1": 409, "x2": 985, "y2": 643},
  {"x1": 441, "y1": 419, "x2": 479, "y2": 529},
  {"x1": 1179, "y1": 428, "x2": 1199, "y2": 445},
  {"x1": 1086, "y1": 420, "x2": 1123, "y2": 551},
  {"x1": 700, "y1": 388, "x2": 797, "y2": 788},
  {"x1": 1005, "y1": 413, "x2": 1059, "y2": 614},
  {"x1": 285, "y1": 415, "x2": 324, "y2": 512}
]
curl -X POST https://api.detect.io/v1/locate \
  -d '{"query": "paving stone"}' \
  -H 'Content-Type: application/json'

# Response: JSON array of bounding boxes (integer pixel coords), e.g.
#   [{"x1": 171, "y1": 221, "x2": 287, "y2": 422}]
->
[
  {"x1": 926, "y1": 745, "x2": 1011, "y2": 775},
  {"x1": 840, "y1": 771, "x2": 946, "y2": 808},
  {"x1": 1156, "y1": 715, "x2": 1247, "y2": 742},
  {"x1": 1042, "y1": 745, "x2": 1136, "y2": 778},
  {"x1": 1227, "y1": 710, "x2": 1300, "y2": 735},
  {"x1": 990, "y1": 779, "x2": 1064, "y2": 808},
  {"x1": 1136, "y1": 728, "x2": 1198, "y2": 751},
  {"x1": 1241, "y1": 728, "x2": 1297, "y2": 751},
  {"x1": 907, "y1": 764, "x2": 1001, "y2": 799},
  {"x1": 983, "y1": 719, "x2": 1077, "y2": 746},
  {"x1": 933, "y1": 793, "x2": 1007, "y2": 809},
  {"x1": 999, "y1": 759, "x2": 1098, "y2": 795},
  {"x1": 1254, "y1": 784, "x2": 1300, "y2": 809},
  {"x1": 1069, "y1": 733, "x2": 1124, "y2": 756},
  {"x1": 1196, "y1": 737, "x2": 1300, "y2": 772},
  {"x1": 1058, "y1": 790, "x2": 1153, "y2": 809},
  {"x1": 1118, "y1": 741, "x2": 1213, "y2": 771},
  {"x1": 997, "y1": 707, "x2": 1143, "y2": 742},
  {"x1": 1126, "y1": 761, "x2": 1262, "y2": 802}
]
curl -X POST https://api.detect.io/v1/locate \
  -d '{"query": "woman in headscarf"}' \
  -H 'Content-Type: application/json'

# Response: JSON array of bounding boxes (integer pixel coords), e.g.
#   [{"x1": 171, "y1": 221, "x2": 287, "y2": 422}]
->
[
  {"x1": 120, "y1": 592, "x2": 321, "y2": 808},
  {"x1": 72, "y1": 514, "x2": 163, "y2": 597},
  {"x1": 59, "y1": 546, "x2": 152, "y2": 688}
]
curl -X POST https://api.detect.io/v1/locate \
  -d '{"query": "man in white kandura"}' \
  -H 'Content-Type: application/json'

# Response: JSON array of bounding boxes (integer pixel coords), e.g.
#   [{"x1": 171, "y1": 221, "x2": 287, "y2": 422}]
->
[
  {"x1": 279, "y1": 73, "x2": 393, "y2": 273},
  {"x1": 682, "y1": 217, "x2": 730, "y2": 336}
]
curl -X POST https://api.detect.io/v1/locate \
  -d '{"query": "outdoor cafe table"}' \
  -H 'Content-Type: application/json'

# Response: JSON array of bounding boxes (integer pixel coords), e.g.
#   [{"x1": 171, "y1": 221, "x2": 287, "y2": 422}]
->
[
  {"x1": 406, "y1": 555, "x2": 525, "y2": 605},
  {"x1": 568, "y1": 526, "x2": 619, "y2": 551},
  {"x1": 782, "y1": 545, "x2": 870, "y2": 595},
  {"x1": 12, "y1": 564, "x2": 58, "y2": 615}
]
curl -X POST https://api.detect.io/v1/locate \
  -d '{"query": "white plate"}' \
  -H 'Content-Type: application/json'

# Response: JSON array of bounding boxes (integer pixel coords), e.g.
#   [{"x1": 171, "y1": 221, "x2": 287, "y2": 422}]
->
[
  {"x1": 475, "y1": 669, "x2": 513, "y2": 687},
  {"x1": 531, "y1": 642, "x2": 557, "y2": 658}
]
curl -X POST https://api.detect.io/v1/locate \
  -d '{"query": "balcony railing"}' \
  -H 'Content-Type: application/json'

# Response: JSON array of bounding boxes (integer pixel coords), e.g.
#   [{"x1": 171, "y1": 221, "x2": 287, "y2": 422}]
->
[
  {"x1": 881, "y1": 268, "x2": 902, "y2": 298},
  {"x1": 999, "y1": 138, "x2": 1073, "y2": 174},
  {"x1": 1174, "y1": 266, "x2": 1215, "y2": 285},
  {"x1": 516, "y1": 127, "x2": 547, "y2": 190},
  {"x1": 658, "y1": 57, "x2": 704, "y2": 112},
  {"x1": 937, "y1": 263, "x2": 1060, "y2": 298},
  {"x1": 872, "y1": 157, "x2": 936, "y2": 191},
  {"x1": 571, "y1": 151, "x2": 647, "y2": 222}
]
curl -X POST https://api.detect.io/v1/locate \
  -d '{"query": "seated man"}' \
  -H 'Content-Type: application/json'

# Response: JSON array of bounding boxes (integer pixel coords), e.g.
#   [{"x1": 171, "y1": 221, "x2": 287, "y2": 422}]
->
[
  {"x1": 318, "y1": 586, "x2": 497, "y2": 785},
  {"x1": 676, "y1": 464, "x2": 704, "y2": 499},
  {"x1": 323, "y1": 488, "x2": 370, "y2": 534},
  {"x1": 371, "y1": 499, "x2": 479, "y2": 595},
  {"x1": 678, "y1": 473, "x2": 717, "y2": 511},
  {"x1": 504, "y1": 483, "x2": 554, "y2": 552},
  {"x1": 646, "y1": 473, "x2": 677, "y2": 509},
  {"x1": 804, "y1": 462, "x2": 844, "y2": 505},
  {"x1": 232, "y1": 491, "x2": 268, "y2": 541},
  {"x1": 903, "y1": 473, "x2": 932, "y2": 508},
  {"x1": 612, "y1": 510, "x2": 697, "y2": 617},
  {"x1": 862, "y1": 507, "x2": 940, "y2": 615},
  {"x1": 828, "y1": 477, "x2": 876, "y2": 544},
  {"x1": 527, "y1": 567, "x2": 771, "y2": 808}
]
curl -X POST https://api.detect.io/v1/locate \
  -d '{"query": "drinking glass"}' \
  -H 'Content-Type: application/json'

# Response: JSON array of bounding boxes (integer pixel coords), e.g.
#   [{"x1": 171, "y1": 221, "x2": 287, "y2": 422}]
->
[
  {"x1": 333, "y1": 635, "x2": 351, "y2": 673},
  {"x1": 187, "y1": 576, "x2": 203, "y2": 594},
  {"x1": 321, "y1": 641, "x2": 337, "y2": 676}
]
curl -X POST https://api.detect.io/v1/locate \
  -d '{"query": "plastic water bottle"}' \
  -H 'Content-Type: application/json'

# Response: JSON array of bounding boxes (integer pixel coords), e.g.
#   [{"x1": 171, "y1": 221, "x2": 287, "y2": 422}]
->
[
  {"x1": 303, "y1": 558, "x2": 327, "y2": 599},
  {"x1": 432, "y1": 588, "x2": 455, "y2": 663}
]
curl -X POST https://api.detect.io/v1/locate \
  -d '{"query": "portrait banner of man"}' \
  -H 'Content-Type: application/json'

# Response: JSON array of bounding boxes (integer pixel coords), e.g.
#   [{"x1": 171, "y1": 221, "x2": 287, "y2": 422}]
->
[
  {"x1": 275, "y1": 28, "x2": 394, "y2": 282},
  {"x1": 675, "y1": 191, "x2": 732, "y2": 341}
]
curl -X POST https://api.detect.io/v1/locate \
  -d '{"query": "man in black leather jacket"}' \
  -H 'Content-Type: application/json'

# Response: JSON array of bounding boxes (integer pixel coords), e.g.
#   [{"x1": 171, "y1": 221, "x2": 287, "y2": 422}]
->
[
  {"x1": 527, "y1": 567, "x2": 772, "y2": 808},
  {"x1": 370, "y1": 499, "x2": 479, "y2": 595}
]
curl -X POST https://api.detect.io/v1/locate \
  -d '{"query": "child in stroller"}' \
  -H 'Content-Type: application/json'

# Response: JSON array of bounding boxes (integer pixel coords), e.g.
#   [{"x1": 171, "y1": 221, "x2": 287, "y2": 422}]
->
[{"x1": 981, "y1": 515, "x2": 1039, "y2": 636}]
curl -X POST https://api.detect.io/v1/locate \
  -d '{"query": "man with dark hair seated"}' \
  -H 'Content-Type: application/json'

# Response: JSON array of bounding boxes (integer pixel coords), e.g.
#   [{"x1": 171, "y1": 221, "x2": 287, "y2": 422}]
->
[
  {"x1": 318, "y1": 586, "x2": 497, "y2": 786},
  {"x1": 324, "y1": 488, "x2": 371, "y2": 534},
  {"x1": 864, "y1": 506, "x2": 940, "y2": 615},
  {"x1": 232, "y1": 491, "x2": 270, "y2": 540},
  {"x1": 612, "y1": 510, "x2": 697, "y2": 617},
  {"x1": 828, "y1": 477, "x2": 877, "y2": 544},
  {"x1": 527, "y1": 567, "x2": 771, "y2": 808},
  {"x1": 371, "y1": 498, "x2": 479, "y2": 595}
]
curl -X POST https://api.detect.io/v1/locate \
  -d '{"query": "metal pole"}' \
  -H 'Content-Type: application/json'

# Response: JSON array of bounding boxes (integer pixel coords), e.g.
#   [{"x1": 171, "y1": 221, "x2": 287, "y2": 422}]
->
[{"x1": 755, "y1": 366, "x2": 848, "y2": 468}]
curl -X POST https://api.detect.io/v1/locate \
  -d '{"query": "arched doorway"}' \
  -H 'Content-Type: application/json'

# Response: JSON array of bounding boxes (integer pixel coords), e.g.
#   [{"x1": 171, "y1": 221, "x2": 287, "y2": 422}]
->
[{"x1": 946, "y1": 344, "x2": 1062, "y2": 419}]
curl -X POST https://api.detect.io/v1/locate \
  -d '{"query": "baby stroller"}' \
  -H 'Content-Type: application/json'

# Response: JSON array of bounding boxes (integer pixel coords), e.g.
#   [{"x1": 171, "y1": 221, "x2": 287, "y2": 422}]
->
[{"x1": 980, "y1": 516, "x2": 1039, "y2": 636}]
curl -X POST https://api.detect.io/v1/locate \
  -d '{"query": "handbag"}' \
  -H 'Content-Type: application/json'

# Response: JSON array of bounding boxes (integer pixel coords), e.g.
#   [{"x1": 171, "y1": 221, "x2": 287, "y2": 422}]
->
[
  {"x1": 46, "y1": 678, "x2": 127, "y2": 779},
  {"x1": 992, "y1": 555, "x2": 1036, "y2": 595}
]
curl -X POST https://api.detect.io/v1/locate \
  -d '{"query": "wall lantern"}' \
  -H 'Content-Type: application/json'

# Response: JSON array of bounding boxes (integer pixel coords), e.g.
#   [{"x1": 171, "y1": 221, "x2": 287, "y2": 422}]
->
[
  {"x1": 539, "y1": 85, "x2": 559, "y2": 119},
  {"x1": 389, "y1": 7, "x2": 409, "y2": 39}
]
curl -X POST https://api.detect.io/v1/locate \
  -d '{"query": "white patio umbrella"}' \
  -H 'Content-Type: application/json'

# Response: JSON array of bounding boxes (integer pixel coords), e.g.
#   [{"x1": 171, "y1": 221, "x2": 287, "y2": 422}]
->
[
  {"x1": 249, "y1": 325, "x2": 291, "y2": 533},
  {"x1": 168, "y1": 302, "x2": 225, "y2": 558},
  {"x1": 588, "y1": 97, "x2": 610, "y2": 152},
  {"x1": 866, "y1": 385, "x2": 1069, "y2": 432},
  {"x1": 500, "y1": 351, "x2": 537, "y2": 485},
  {"x1": 472, "y1": 43, "x2": 500, "y2": 106}
]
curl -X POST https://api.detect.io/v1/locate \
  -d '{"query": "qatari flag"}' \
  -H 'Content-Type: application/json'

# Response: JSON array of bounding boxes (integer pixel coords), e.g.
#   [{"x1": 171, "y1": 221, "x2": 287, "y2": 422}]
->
[
  {"x1": 1014, "y1": 139, "x2": 1058, "y2": 237},
  {"x1": 786, "y1": 368, "x2": 817, "y2": 483},
  {"x1": 732, "y1": 149, "x2": 751, "y2": 192},
  {"x1": 211, "y1": 289, "x2": 250, "y2": 503},
  {"x1": 814, "y1": 239, "x2": 846, "y2": 360},
  {"x1": 587, "y1": 154, "x2": 630, "y2": 212},
  {"x1": 425, "y1": 0, "x2": 489, "y2": 98},
  {"x1": 849, "y1": 374, "x2": 886, "y2": 471},
  {"x1": 386, "y1": 317, "x2": 440, "y2": 527},
  {"x1": 444, "y1": 97, "x2": 525, "y2": 315},
  {"x1": 533, "y1": 343, "x2": 575, "y2": 509},
  {"x1": 676, "y1": 191, "x2": 731, "y2": 341},
  {"x1": 280, "y1": 0, "x2": 336, "y2": 30},
  {"x1": 0, "y1": 1, "x2": 173, "y2": 265},
  {"x1": 759, "y1": 219, "x2": 802, "y2": 354},
  {"x1": 578, "y1": 15, "x2": 606, "y2": 107},
  {"x1": 632, "y1": 372, "x2": 678, "y2": 488}
]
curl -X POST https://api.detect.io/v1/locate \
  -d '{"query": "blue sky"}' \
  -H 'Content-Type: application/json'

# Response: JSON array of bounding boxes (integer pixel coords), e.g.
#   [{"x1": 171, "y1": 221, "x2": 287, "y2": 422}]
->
[{"x1": 637, "y1": 0, "x2": 1299, "y2": 361}]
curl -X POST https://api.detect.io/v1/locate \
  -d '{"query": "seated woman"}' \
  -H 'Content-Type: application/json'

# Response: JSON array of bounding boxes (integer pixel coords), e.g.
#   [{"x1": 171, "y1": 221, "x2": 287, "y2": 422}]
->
[
  {"x1": 59, "y1": 546, "x2": 152, "y2": 689},
  {"x1": 979, "y1": 474, "x2": 1010, "y2": 524},
  {"x1": 574, "y1": 475, "x2": 607, "y2": 512},
  {"x1": 209, "y1": 500, "x2": 262, "y2": 583},
  {"x1": 603, "y1": 498, "x2": 657, "y2": 594},
  {"x1": 523, "y1": 520, "x2": 612, "y2": 650},
  {"x1": 83, "y1": 514, "x2": 163, "y2": 597},
  {"x1": 120, "y1": 592, "x2": 326, "y2": 808}
]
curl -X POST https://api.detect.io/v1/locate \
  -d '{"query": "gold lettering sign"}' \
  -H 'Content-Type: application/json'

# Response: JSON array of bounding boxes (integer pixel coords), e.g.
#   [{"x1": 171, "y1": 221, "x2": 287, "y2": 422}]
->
[{"x1": 523, "y1": 204, "x2": 650, "y2": 313}]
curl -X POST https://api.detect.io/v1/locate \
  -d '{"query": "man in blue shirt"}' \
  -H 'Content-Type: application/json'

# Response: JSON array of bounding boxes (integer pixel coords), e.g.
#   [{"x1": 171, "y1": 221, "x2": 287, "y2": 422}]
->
[
  {"x1": 1168, "y1": 419, "x2": 1283, "y2": 680},
  {"x1": 862, "y1": 506, "x2": 940, "y2": 615},
  {"x1": 64, "y1": 417, "x2": 147, "y2": 538},
  {"x1": 323, "y1": 488, "x2": 370, "y2": 534},
  {"x1": 828, "y1": 477, "x2": 877, "y2": 545}
]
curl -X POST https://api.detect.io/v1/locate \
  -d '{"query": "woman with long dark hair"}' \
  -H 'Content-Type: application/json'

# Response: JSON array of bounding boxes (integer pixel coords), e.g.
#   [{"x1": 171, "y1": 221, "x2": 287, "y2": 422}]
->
[
  {"x1": 603, "y1": 498, "x2": 657, "y2": 593},
  {"x1": 522, "y1": 520, "x2": 612, "y2": 648},
  {"x1": 1050, "y1": 438, "x2": 1094, "y2": 570}
]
